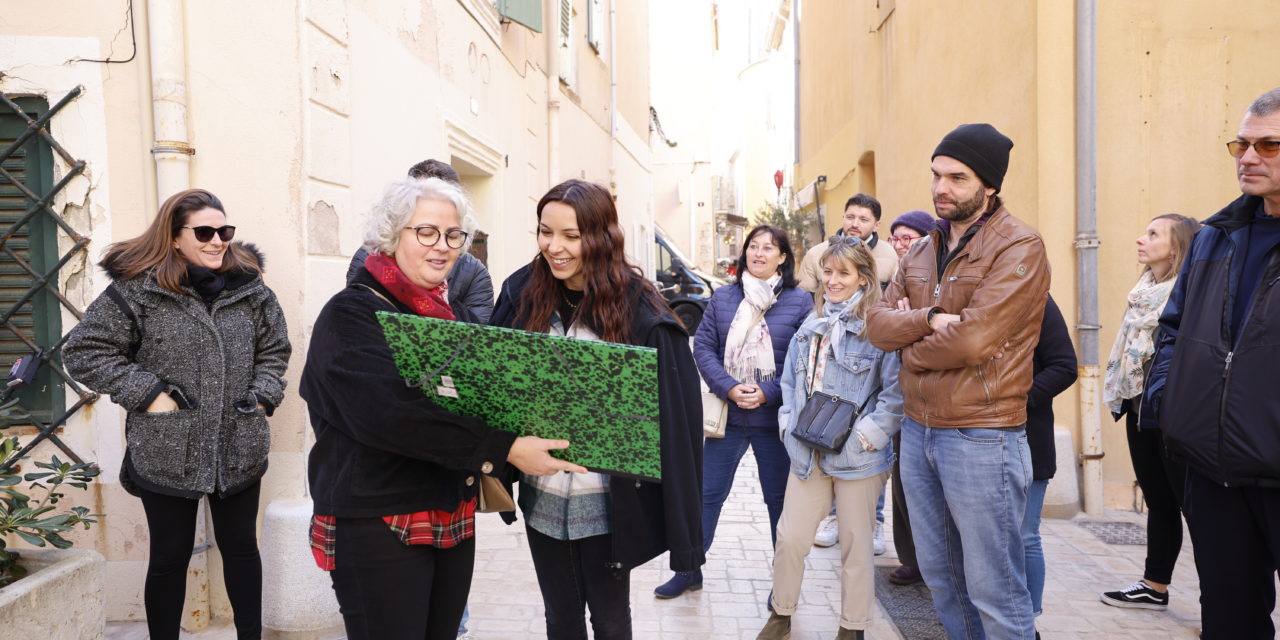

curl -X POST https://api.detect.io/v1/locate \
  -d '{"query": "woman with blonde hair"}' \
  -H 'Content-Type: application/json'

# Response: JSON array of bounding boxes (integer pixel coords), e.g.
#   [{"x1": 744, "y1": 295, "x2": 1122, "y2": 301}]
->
[
  {"x1": 1099, "y1": 213, "x2": 1200, "y2": 611},
  {"x1": 757, "y1": 236, "x2": 903, "y2": 640}
]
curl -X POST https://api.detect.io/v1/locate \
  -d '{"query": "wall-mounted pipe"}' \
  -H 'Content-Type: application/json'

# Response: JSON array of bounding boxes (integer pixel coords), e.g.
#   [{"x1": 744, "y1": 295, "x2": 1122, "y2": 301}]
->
[
  {"x1": 545, "y1": 0, "x2": 561, "y2": 186},
  {"x1": 146, "y1": 0, "x2": 208, "y2": 630},
  {"x1": 1075, "y1": 0, "x2": 1104, "y2": 518}
]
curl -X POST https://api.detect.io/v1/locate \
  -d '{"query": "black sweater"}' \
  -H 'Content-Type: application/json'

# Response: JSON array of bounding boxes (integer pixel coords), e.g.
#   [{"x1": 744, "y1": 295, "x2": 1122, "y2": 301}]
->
[
  {"x1": 492, "y1": 264, "x2": 706, "y2": 572},
  {"x1": 301, "y1": 270, "x2": 518, "y2": 517},
  {"x1": 1026, "y1": 295, "x2": 1078, "y2": 481}
]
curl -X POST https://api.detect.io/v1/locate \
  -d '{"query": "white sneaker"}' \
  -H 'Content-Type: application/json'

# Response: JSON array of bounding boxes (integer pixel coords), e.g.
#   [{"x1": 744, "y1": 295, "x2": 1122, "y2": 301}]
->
[
  {"x1": 814, "y1": 514, "x2": 839, "y2": 547},
  {"x1": 873, "y1": 521, "x2": 886, "y2": 556}
]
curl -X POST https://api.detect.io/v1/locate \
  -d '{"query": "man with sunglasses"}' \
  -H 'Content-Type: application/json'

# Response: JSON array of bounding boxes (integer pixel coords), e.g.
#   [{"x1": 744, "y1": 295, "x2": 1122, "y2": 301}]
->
[{"x1": 1140, "y1": 87, "x2": 1280, "y2": 640}]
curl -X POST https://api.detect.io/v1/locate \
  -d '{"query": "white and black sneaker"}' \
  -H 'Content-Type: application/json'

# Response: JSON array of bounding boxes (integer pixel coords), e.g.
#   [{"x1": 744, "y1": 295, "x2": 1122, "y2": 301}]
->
[{"x1": 1100, "y1": 580, "x2": 1169, "y2": 610}]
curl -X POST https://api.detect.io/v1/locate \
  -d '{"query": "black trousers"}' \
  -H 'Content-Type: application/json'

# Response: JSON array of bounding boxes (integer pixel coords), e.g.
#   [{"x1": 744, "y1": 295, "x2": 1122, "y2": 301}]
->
[
  {"x1": 526, "y1": 527, "x2": 632, "y2": 640},
  {"x1": 890, "y1": 432, "x2": 917, "y2": 568},
  {"x1": 136, "y1": 481, "x2": 262, "y2": 640},
  {"x1": 1184, "y1": 468, "x2": 1280, "y2": 639},
  {"x1": 1125, "y1": 411, "x2": 1188, "y2": 584},
  {"x1": 329, "y1": 517, "x2": 474, "y2": 640}
]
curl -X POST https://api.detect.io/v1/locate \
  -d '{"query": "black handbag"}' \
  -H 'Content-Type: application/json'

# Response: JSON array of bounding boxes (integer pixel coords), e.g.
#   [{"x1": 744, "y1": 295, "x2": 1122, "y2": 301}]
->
[
  {"x1": 792, "y1": 389, "x2": 879, "y2": 454},
  {"x1": 791, "y1": 335, "x2": 881, "y2": 454}
]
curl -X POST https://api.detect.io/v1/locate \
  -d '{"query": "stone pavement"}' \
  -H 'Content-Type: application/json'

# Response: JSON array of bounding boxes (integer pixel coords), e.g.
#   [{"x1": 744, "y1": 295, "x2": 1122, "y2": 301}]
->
[{"x1": 107, "y1": 448, "x2": 1279, "y2": 639}]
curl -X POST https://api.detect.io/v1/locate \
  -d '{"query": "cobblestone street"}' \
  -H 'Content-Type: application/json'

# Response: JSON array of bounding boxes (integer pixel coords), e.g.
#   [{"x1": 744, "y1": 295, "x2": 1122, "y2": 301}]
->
[{"x1": 107, "y1": 449, "x2": 1280, "y2": 639}]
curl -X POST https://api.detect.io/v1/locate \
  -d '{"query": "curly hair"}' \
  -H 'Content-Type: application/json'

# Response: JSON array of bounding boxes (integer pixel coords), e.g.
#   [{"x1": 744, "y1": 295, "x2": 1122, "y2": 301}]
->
[{"x1": 363, "y1": 177, "x2": 478, "y2": 254}]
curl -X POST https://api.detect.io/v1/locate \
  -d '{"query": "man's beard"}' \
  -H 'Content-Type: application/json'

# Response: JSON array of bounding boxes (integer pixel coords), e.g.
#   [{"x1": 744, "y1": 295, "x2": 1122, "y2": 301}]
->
[{"x1": 935, "y1": 188, "x2": 987, "y2": 222}]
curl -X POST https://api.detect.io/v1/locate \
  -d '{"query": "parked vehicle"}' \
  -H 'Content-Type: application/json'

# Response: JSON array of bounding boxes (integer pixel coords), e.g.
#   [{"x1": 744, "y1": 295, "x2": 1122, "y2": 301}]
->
[{"x1": 654, "y1": 228, "x2": 722, "y2": 332}]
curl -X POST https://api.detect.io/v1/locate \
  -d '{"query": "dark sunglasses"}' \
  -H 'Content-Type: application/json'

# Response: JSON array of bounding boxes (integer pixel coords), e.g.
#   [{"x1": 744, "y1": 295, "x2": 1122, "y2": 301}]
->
[
  {"x1": 1226, "y1": 139, "x2": 1280, "y2": 159},
  {"x1": 179, "y1": 225, "x2": 236, "y2": 242}
]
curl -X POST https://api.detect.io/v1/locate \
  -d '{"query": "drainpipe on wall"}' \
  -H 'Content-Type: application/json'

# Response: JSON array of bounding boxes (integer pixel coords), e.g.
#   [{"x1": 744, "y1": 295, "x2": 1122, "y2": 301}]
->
[
  {"x1": 1075, "y1": 0, "x2": 1105, "y2": 518},
  {"x1": 147, "y1": 0, "x2": 209, "y2": 630},
  {"x1": 545, "y1": 0, "x2": 561, "y2": 186}
]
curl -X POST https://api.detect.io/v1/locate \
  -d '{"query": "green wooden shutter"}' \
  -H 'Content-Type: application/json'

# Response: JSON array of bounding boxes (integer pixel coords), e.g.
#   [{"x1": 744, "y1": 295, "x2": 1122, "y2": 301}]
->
[
  {"x1": 498, "y1": 0, "x2": 543, "y2": 33},
  {"x1": 0, "y1": 99, "x2": 63, "y2": 422}
]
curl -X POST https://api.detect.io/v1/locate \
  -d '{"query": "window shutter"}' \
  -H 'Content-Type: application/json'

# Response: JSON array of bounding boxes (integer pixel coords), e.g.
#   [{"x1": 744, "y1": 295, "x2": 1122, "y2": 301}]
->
[
  {"x1": 497, "y1": 0, "x2": 543, "y2": 33},
  {"x1": 558, "y1": 0, "x2": 575, "y2": 85},
  {"x1": 0, "y1": 99, "x2": 63, "y2": 421}
]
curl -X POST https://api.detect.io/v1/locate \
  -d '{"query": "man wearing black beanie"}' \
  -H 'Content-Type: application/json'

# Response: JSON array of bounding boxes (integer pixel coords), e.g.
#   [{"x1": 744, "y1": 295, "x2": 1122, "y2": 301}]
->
[{"x1": 866, "y1": 123, "x2": 1050, "y2": 640}]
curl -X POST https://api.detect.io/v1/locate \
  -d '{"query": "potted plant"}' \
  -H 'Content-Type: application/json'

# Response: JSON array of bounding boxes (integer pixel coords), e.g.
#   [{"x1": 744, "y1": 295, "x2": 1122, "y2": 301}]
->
[{"x1": 0, "y1": 397, "x2": 106, "y2": 639}]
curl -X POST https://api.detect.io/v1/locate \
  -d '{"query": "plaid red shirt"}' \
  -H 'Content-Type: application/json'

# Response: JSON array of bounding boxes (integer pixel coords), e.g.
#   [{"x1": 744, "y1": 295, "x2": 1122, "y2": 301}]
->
[{"x1": 309, "y1": 499, "x2": 476, "y2": 571}]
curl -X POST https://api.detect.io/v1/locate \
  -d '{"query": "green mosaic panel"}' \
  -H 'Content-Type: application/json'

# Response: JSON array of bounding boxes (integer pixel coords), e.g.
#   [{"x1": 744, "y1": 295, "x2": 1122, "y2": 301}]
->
[{"x1": 377, "y1": 312, "x2": 662, "y2": 481}]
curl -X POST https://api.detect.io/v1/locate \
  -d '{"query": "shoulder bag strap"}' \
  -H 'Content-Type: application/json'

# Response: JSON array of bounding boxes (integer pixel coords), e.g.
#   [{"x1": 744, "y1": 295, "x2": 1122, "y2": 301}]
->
[{"x1": 103, "y1": 282, "x2": 143, "y2": 360}]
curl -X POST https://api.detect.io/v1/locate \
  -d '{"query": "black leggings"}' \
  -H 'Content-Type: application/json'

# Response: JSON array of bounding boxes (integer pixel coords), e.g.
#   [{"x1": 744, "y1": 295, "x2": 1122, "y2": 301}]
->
[
  {"x1": 136, "y1": 482, "x2": 262, "y2": 640},
  {"x1": 1125, "y1": 411, "x2": 1188, "y2": 585},
  {"x1": 328, "y1": 517, "x2": 475, "y2": 640},
  {"x1": 526, "y1": 527, "x2": 632, "y2": 640}
]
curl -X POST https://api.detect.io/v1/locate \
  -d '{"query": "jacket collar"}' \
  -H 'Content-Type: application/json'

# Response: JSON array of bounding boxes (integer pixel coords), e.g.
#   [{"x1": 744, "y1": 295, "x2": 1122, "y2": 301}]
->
[
  {"x1": 1203, "y1": 194, "x2": 1266, "y2": 234},
  {"x1": 928, "y1": 206, "x2": 1011, "y2": 264}
]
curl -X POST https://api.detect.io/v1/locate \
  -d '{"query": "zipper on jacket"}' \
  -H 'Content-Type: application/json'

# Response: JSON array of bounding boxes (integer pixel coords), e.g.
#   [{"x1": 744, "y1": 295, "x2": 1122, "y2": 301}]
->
[
  {"x1": 1217, "y1": 350, "x2": 1234, "y2": 486},
  {"x1": 976, "y1": 360, "x2": 993, "y2": 405}
]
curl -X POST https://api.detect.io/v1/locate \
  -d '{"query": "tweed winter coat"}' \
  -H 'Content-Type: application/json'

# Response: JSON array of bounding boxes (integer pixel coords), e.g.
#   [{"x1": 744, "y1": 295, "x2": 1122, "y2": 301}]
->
[{"x1": 63, "y1": 244, "x2": 291, "y2": 498}]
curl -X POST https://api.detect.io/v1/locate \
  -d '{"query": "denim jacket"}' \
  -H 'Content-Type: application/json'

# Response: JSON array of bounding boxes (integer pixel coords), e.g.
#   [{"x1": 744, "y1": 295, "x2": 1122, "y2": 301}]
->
[{"x1": 779, "y1": 311, "x2": 904, "y2": 480}]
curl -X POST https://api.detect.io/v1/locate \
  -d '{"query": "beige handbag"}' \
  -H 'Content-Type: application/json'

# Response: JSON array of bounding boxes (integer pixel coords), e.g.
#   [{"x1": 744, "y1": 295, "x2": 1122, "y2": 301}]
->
[
  {"x1": 478, "y1": 475, "x2": 515, "y2": 513},
  {"x1": 702, "y1": 387, "x2": 728, "y2": 438}
]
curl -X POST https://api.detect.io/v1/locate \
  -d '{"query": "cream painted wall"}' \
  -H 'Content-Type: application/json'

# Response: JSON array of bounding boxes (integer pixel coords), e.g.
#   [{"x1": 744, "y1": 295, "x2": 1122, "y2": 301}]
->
[
  {"x1": 1, "y1": 0, "x2": 657, "y2": 626},
  {"x1": 796, "y1": 0, "x2": 1280, "y2": 509}
]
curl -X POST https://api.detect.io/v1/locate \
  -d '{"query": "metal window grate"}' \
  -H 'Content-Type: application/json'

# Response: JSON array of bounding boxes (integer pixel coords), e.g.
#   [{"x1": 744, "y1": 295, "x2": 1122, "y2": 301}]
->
[{"x1": 0, "y1": 87, "x2": 97, "y2": 470}]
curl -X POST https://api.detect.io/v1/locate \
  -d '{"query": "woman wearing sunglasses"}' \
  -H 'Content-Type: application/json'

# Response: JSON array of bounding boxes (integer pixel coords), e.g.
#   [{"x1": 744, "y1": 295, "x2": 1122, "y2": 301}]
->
[
  {"x1": 64, "y1": 188, "x2": 291, "y2": 640},
  {"x1": 490, "y1": 180, "x2": 704, "y2": 640},
  {"x1": 300, "y1": 177, "x2": 584, "y2": 639}
]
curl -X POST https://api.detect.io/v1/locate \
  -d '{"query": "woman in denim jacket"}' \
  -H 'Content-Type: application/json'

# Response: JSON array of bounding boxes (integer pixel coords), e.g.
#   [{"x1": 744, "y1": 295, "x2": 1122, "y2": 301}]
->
[{"x1": 757, "y1": 237, "x2": 904, "y2": 640}]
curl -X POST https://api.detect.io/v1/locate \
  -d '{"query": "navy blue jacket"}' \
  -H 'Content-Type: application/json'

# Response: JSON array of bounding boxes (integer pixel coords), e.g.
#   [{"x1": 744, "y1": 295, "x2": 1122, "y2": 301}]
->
[
  {"x1": 1143, "y1": 194, "x2": 1280, "y2": 487},
  {"x1": 694, "y1": 282, "x2": 813, "y2": 427}
]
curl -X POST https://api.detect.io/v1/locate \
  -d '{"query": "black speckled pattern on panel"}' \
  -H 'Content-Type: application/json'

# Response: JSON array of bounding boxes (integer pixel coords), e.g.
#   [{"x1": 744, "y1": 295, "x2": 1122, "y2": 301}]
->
[{"x1": 377, "y1": 311, "x2": 662, "y2": 481}]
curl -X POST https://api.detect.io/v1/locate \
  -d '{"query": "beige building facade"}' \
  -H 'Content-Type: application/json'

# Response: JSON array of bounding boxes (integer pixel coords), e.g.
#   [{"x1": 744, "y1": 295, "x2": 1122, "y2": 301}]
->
[
  {"x1": 1, "y1": 0, "x2": 656, "y2": 633},
  {"x1": 793, "y1": 0, "x2": 1280, "y2": 510}
]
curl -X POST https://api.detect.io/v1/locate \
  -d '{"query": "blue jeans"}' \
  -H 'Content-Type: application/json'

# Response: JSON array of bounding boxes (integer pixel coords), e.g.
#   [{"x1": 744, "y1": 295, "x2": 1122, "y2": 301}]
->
[
  {"x1": 899, "y1": 418, "x2": 1035, "y2": 640},
  {"x1": 457, "y1": 605, "x2": 469, "y2": 635},
  {"x1": 1022, "y1": 479, "x2": 1048, "y2": 617},
  {"x1": 702, "y1": 422, "x2": 791, "y2": 551}
]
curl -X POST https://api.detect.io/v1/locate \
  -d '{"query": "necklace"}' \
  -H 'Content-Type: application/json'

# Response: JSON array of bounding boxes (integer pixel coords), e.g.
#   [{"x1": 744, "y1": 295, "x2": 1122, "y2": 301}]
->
[{"x1": 560, "y1": 288, "x2": 579, "y2": 309}]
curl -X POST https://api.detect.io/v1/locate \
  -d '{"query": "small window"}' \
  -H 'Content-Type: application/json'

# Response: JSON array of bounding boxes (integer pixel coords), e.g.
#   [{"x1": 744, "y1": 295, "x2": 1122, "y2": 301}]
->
[
  {"x1": 587, "y1": 0, "x2": 603, "y2": 54},
  {"x1": 558, "y1": 0, "x2": 576, "y2": 86}
]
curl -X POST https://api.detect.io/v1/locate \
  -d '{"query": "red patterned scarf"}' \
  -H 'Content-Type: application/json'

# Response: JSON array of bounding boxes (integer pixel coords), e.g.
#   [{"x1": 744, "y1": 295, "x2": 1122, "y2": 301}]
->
[{"x1": 363, "y1": 252, "x2": 455, "y2": 320}]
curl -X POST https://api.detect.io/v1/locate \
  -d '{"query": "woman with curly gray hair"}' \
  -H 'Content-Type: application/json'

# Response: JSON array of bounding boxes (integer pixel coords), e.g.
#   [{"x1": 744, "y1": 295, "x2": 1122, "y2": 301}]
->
[{"x1": 301, "y1": 177, "x2": 585, "y2": 640}]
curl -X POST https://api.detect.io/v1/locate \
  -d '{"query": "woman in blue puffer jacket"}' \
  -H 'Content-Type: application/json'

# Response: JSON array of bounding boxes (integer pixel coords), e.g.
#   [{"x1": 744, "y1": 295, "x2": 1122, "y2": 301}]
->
[
  {"x1": 757, "y1": 236, "x2": 903, "y2": 640},
  {"x1": 654, "y1": 224, "x2": 813, "y2": 599}
]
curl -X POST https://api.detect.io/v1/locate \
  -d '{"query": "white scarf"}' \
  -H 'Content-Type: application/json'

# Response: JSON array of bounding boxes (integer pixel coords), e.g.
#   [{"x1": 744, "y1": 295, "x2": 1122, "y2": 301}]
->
[
  {"x1": 1103, "y1": 270, "x2": 1175, "y2": 413},
  {"x1": 724, "y1": 272, "x2": 781, "y2": 384}
]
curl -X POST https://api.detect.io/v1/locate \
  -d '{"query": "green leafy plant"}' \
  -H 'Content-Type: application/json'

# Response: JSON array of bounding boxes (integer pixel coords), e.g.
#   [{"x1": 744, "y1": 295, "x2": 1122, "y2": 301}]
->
[
  {"x1": 0, "y1": 399, "x2": 102, "y2": 588},
  {"x1": 752, "y1": 201, "x2": 820, "y2": 261}
]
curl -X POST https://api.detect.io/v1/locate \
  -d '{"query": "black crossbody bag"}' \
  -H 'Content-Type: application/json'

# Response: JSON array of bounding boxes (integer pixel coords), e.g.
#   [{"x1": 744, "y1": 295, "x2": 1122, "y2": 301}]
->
[{"x1": 791, "y1": 336, "x2": 881, "y2": 454}]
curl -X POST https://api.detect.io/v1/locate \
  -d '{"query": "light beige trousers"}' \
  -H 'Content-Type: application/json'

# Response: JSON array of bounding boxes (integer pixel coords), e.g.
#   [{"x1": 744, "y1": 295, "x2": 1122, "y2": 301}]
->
[{"x1": 770, "y1": 463, "x2": 889, "y2": 630}]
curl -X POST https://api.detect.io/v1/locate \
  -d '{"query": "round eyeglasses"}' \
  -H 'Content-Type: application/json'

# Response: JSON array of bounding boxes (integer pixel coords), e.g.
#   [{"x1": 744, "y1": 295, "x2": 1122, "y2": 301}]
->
[
  {"x1": 889, "y1": 234, "x2": 922, "y2": 246},
  {"x1": 405, "y1": 225, "x2": 469, "y2": 249}
]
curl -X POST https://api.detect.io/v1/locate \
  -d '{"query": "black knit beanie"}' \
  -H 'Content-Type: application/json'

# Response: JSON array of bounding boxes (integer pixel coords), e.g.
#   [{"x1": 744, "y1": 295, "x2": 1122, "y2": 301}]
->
[{"x1": 932, "y1": 123, "x2": 1014, "y2": 193}]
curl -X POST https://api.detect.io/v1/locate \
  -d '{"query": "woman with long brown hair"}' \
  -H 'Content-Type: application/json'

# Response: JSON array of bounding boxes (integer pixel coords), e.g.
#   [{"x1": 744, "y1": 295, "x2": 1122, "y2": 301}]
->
[
  {"x1": 64, "y1": 188, "x2": 291, "y2": 640},
  {"x1": 491, "y1": 179, "x2": 704, "y2": 640},
  {"x1": 1099, "y1": 213, "x2": 1200, "y2": 611}
]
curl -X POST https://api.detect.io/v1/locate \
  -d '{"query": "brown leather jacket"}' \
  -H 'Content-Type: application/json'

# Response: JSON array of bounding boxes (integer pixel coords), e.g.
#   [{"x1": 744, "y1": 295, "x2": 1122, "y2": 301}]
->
[{"x1": 866, "y1": 206, "x2": 1050, "y2": 428}]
